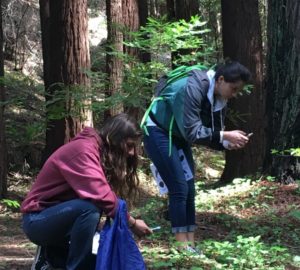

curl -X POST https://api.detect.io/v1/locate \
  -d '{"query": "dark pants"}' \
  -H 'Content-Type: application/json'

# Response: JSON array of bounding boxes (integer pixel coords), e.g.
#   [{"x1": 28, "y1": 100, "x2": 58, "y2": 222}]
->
[
  {"x1": 22, "y1": 199, "x2": 101, "y2": 270},
  {"x1": 143, "y1": 126, "x2": 196, "y2": 233}
]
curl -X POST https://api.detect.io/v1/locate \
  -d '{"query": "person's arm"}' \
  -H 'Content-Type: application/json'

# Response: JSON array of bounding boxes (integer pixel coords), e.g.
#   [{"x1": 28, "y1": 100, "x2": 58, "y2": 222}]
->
[
  {"x1": 128, "y1": 215, "x2": 152, "y2": 237},
  {"x1": 182, "y1": 75, "x2": 222, "y2": 147},
  {"x1": 182, "y1": 74, "x2": 249, "y2": 150}
]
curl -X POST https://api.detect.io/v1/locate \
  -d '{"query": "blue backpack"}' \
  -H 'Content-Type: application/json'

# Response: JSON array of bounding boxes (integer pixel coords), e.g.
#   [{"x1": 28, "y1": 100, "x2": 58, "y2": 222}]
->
[{"x1": 96, "y1": 199, "x2": 146, "y2": 270}]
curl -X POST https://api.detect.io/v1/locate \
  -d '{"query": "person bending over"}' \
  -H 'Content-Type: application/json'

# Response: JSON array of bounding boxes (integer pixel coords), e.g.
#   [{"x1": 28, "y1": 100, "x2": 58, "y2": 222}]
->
[
  {"x1": 21, "y1": 113, "x2": 152, "y2": 270},
  {"x1": 142, "y1": 61, "x2": 251, "y2": 253}
]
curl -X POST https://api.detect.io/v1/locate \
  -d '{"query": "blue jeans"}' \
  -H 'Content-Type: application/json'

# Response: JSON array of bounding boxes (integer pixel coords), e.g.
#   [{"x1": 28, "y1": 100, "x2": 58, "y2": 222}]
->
[
  {"x1": 143, "y1": 126, "x2": 196, "y2": 233},
  {"x1": 22, "y1": 199, "x2": 101, "y2": 270}
]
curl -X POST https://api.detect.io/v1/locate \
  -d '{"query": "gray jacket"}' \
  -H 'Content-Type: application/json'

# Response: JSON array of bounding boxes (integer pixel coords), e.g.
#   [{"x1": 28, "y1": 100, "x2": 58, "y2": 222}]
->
[
  {"x1": 149, "y1": 70, "x2": 227, "y2": 150},
  {"x1": 183, "y1": 70, "x2": 226, "y2": 150}
]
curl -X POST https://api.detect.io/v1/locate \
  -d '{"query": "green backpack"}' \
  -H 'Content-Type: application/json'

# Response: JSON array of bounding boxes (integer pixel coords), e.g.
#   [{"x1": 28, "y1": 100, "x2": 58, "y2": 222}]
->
[{"x1": 141, "y1": 64, "x2": 207, "y2": 156}]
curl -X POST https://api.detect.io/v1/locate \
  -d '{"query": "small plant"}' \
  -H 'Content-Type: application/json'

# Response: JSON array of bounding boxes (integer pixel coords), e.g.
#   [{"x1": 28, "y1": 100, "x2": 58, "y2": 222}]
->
[
  {"x1": 0, "y1": 199, "x2": 20, "y2": 209},
  {"x1": 289, "y1": 210, "x2": 300, "y2": 221},
  {"x1": 266, "y1": 175, "x2": 276, "y2": 182},
  {"x1": 271, "y1": 147, "x2": 300, "y2": 156}
]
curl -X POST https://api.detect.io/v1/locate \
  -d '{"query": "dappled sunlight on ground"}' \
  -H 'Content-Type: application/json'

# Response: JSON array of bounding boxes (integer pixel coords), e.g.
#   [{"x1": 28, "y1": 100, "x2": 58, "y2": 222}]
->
[{"x1": 1, "y1": 159, "x2": 300, "y2": 269}]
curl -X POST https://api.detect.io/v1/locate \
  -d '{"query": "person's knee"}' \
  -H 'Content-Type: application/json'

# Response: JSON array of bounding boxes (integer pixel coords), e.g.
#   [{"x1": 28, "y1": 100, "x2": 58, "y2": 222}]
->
[
  {"x1": 85, "y1": 210, "x2": 100, "y2": 225},
  {"x1": 170, "y1": 182, "x2": 189, "y2": 201},
  {"x1": 71, "y1": 199, "x2": 99, "y2": 213},
  {"x1": 71, "y1": 199, "x2": 101, "y2": 224}
]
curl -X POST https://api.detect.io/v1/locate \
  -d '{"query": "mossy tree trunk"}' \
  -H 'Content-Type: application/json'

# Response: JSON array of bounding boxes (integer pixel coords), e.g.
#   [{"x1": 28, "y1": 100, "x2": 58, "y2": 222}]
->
[
  {"x1": 39, "y1": 0, "x2": 91, "y2": 164},
  {"x1": 265, "y1": 0, "x2": 300, "y2": 178},
  {"x1": 0, "y1": 0, "x2": 7, "y2": 198},
  {"x1": 220, "y1": 0, "x2": 266, "y2": 183}
]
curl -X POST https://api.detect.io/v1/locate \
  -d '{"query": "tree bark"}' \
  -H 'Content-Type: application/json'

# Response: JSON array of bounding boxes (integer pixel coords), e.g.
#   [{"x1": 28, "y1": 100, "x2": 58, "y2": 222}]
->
[
  {"x1": 166, "y1": 0, "x2": 176, "y2": 20},
  {"x1": 123, "y1": 0, "x2": 145, "y2": 120},
  {"x1": 220, "y1": 0, "x2": 266, "y2": 183},
  {"x1": 0, "y1": 0, "x2": 7, "y2": 198},
  {"x1": 39, "y1": 0, "x2": 91, "y2": 164},
  {"x1": 122, "y1": 0, "x2": 140, "y2": 57},
  {"x1": 168, "y1": 0, "x2": 199, "y2": 66},
  {"x1": 105, "y1": 0, "x2": 124, "y2": 119},
  {"x1": 175, "y1": 0, "x2": 199, "y2": 20},
  {"x1": 266, "y1": 0, "x2": 300, "y2": 178},
  {"x1": 137, "y1": 0, "x2": 150, "y2": 63}
]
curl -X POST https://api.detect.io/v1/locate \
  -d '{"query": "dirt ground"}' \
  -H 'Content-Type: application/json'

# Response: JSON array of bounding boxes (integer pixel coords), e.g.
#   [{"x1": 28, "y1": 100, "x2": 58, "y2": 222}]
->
[
  {"x1": 0, "y1": 171, "x2": 159, "y2": 270},
  {"x1": 1, "y1": 175, "x2": 300, "y2": 270},
  {"x1": 0, "y1": 173, "x2": 38, "y2": 270},
  {"x1": 0, "y1": 211, "x2": 34, "y2": 269}
]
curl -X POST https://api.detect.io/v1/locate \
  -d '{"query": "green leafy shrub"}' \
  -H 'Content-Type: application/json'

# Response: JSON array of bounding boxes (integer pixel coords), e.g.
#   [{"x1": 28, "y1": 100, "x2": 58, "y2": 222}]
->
[
  {"x1": 203, "y1": 235, "x2": 289, "y2": 270},
  {"x1": 90, "y1": 16, "x2": 215, "y2": 116}
]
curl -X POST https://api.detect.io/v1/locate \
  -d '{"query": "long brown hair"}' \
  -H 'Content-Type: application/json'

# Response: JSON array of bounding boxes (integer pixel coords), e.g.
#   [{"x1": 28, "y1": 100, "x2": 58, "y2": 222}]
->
[{"x1": 99, "y1": 113, "x2": 142, "y2": 200}]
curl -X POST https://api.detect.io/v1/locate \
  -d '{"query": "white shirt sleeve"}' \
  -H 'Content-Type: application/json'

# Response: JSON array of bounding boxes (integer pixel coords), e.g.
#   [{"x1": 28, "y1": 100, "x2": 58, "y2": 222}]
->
[
  {"x1": 220, "y1": 131, "x2": 224, "y2": 143},
  {"x1": 222, "y1": 139, "x2": 231, "y2": 150}
]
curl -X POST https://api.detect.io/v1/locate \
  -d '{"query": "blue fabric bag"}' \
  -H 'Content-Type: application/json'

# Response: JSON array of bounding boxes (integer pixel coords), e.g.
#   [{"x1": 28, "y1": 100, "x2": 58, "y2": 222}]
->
[{"x1": 96, "y1": 199, "x2": 146, "y2": 270}]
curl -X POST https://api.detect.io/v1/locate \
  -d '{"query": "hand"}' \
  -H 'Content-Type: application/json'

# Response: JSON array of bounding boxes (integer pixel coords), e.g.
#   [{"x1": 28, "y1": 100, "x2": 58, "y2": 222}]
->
[
  {"x1": 228, "y1": 142, "x2": 245, "y2": 150},
  {"x1": 130, "y1": 218, "x2": 152, "y2": 237},
  {"x1": 223, "y1": 130, "x2": 249, "y2": 148}
]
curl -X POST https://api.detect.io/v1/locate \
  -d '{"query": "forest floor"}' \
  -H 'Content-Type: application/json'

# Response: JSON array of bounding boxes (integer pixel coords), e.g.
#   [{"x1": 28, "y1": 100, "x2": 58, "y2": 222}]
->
[
  {"x1": 0, "y1": 172, "x2": 35, "y2": 270},
  {"x1": 1, "y1": 158, "x2": 300, "y2": 270}
]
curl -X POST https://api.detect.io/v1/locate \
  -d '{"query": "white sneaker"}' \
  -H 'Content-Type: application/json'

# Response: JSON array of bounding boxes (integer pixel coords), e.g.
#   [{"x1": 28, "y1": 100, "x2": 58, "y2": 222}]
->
[{"x1": 185, "y1": 246, "x2": 203, "y2": 256}]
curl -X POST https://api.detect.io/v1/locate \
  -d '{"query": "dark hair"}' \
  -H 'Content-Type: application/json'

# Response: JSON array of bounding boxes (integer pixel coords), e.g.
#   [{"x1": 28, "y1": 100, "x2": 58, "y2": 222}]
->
[
  {"x1": 215, "y1": 61, "x2": 251, "y2": 83},
  {"x1": 99, "y1": 113, "x2": 142, "y2": 200}
]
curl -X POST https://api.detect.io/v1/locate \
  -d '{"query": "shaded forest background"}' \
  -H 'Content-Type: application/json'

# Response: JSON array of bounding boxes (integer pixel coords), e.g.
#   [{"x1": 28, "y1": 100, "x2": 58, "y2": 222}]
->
[
  {"x1": 0, "y1": 0, "x2": 300, "y2": 269},
  {"x1": 0, "y1": 0, "x2": 299, "y2": 220},
  {"x1": 0, "y1": 0, "x2": 299, "y2": 196}
]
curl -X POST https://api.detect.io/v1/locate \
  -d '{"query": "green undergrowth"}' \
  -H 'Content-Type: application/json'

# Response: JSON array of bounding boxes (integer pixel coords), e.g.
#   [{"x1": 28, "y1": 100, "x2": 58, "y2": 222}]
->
[
  {"x1": 134, "y1": 176, "x2": 300, "y2": 269},
  {"x1": 1, "y1": 150, "x2": 300, "y2": 269}
]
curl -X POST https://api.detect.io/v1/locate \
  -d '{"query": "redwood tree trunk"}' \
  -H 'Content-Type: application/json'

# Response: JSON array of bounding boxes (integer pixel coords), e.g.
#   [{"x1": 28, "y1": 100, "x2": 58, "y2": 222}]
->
[
  {"x1": 175, "y1": 0, "x2": 199, "y2": 20},
  {"x1": 169, "y1": 0, "x2": 199, "y2": 66},
  {"x1": 0, "y1": 0, "x2": 7, "y2": 198},
  {"x1": 166, "y1": 0, "x2": 175, "y2": 20},
  {"x1": 122, "y1": 0, "x2": 140, "y2": 57},
  {"x1": 266, "y1": 0, "x2": 300, "y2": 177},
  {"x1": 122, "y1": 0, "x2": 140, "y2": 120},
  {"x1": 105, "y1": 0, "x2": 124, "y2": 119},
  {"x1": 220, "y1": 0, "x2": 266, "y2": 183},
  {"x1": 138, "y1": 0, "x2": 150, "y2": 63},
  {"x1": 39, "y1": 0, "x2": 91, "y2": 163}
]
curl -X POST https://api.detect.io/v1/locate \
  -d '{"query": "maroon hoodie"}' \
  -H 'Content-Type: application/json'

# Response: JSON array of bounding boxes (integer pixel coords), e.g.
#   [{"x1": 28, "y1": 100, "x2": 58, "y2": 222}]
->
[{"x1": 21, "y1": 127, "x2": 118, "y2": 217}]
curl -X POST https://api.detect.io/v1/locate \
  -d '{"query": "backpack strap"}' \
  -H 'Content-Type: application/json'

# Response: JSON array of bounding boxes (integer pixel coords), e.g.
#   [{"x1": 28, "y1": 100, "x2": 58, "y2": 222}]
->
[
  {"x1": 140, "y1": 96, "x2": 164, "y2": 135},
  {"x1": 168, "y1": 116, "x2": 174, "y2": 156},
  {"x1": 141, "y1": 103, "x2": 174, "y2": 157},
  {"x1": 166, "y1": 64, "x2": 207, "y2": 85},
  {"x1": 141, "y1": 64, "x2": 208, "y2": 156}
]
